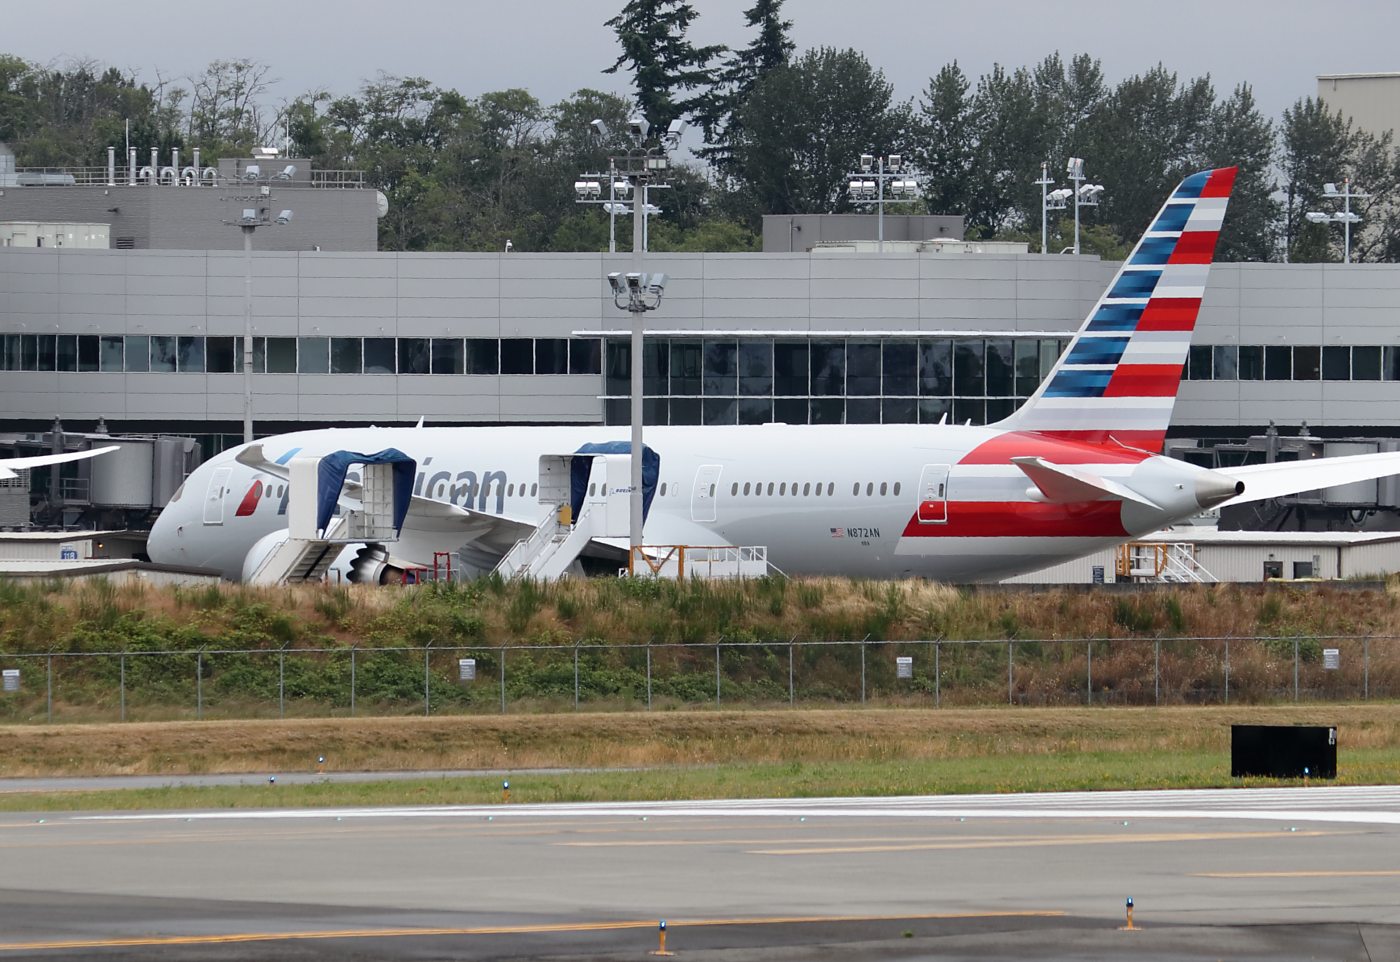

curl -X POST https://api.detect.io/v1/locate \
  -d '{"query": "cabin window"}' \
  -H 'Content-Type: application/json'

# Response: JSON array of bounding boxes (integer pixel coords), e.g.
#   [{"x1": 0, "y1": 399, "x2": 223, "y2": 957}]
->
[
  {"x1": 879, "y1": 482, "x2": 887, "y2": 496},
  {"x1": 803, "y1": 483, "x2": 811, "y2": 496},
  {"x1": 276, "y1": 485, "x2": 284, "y2": 498},
  {"x1": 893, "y1": 482, "x2": 901, "y2": 495},
  {"x1": 590, "y1": 483, "x2": 596, "y2": 496},
  {"x1": 660, "y1": 483, "x2": 667, "y2": 497},
  {"x1": 779, "y1": 483, "x2": 786, "y2": 495},
  {"x1": 709, "y1": 484, "x2": 715, "y2": 497},
  {"x1": 743, "y1": 482, "x2": 751, "y2": 495},
  {"x1": 767, "y1": 482, "x2": 774, "y2": 496},
  {"x1": 827, "y1": 482, "x2": 834, "y2": 496},
  {"x1": 732, "y1": 483, "x2": 739, "y2": 496},
  {"x1": 852, "y1": 482, "x2": 860, "y2": 496},
  {"x1": 507, "y1": 484, "x2": 515, "y2": 496},
  {"x1": 531, "y1": 483, "x2": 538, "y2": 496}
]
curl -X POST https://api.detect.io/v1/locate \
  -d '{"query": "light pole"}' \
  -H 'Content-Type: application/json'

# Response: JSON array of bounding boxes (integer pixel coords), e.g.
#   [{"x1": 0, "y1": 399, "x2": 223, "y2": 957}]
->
[
  {"x1": 846, "y1": 154, "x2": 921, "y2": 252},
  {"x1": 601, "y1": 116, "x2": 681, "y2": 558},
  {"x1": 575, "y1": 160, "x2": 666, "y2": 253},
  {"x1": 1307, "y1": 179, "x2": 1370, "y2": 264},
  {"x1": 1064, "y1": 157, "x2": 1104, "y2": 255},
  {"x1": 1034, "y1": 162, "x2": 1055, "y2": 255},
  {"x1": 224, "y1": 166, "x2": 292, "y2": 443}
]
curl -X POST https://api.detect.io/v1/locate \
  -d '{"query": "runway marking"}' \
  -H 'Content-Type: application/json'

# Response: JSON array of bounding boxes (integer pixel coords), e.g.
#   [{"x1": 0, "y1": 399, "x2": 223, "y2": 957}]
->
[
  {"x1": 1195, "y1": 870, "x2": 1400, "y2": 878},
  {"x1": 746, "y1": 829, "x2": 1342, "y2": 855},
  {"x1": 0, "y1": 911, "x2": 1065, "y2": 952}
]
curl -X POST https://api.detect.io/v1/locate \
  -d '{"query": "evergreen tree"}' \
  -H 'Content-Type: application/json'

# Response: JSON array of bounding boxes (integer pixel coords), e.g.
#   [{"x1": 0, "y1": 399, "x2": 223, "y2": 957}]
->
[
  {"x1": 1200, "y1": 84, "x2": 1278, "y2": 262},
  {"x1": 917, "y1": 62, "x2": 977, "y2": 218},
  {"x1": 697, "y1": 0, "x2": 794, "y2": 176},
  {"x1": 603, "y1": 0, "x2": 725, "y2": 136}
]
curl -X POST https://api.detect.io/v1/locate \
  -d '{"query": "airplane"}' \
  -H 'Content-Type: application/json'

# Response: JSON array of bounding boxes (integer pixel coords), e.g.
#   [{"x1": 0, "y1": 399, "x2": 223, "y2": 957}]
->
[
  {"x1": 147, "y1": 166, "x2": 1400, "y2": 584},
  {"x1": 0, "y1": 448, "x2": 118, "y2": 481}
]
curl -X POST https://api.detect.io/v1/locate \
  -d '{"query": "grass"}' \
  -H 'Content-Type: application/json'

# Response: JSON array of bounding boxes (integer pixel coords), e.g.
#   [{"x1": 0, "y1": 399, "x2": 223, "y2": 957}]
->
[{"x1": 3, "y1": 748, "x2": 1398, "y2": 812}]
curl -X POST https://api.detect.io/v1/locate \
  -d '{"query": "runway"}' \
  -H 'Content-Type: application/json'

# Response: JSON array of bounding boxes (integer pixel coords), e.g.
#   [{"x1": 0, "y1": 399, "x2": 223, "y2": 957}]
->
[{"x1": 2, "y1": 787, "x2": 1399, "y2": 960}]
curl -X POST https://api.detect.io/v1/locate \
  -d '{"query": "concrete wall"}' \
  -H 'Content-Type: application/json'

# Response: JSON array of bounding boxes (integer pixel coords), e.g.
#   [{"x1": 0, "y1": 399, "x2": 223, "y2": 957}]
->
[
  {"x1": 763, "y1": 214, "x2": 965, "y2": 252},
  {"x1": 1317, "y1": 74, "x2": 1400, "y2": 140},
  {"x1": 0, "y1": 185, "x2": 377, "y2": 251}
]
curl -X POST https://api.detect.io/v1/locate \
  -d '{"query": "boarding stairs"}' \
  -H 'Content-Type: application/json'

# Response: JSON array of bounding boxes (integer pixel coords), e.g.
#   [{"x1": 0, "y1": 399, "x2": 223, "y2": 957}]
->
[
  {"x1": 1115, "y1": 541, "x2": 1217, "y2": 584},
  {"x1": 495, "y1": 453, "x2": 632, "y2": 581},
  {"x1": 247, "y1": 454, "x2": 403, "y2": 586}
]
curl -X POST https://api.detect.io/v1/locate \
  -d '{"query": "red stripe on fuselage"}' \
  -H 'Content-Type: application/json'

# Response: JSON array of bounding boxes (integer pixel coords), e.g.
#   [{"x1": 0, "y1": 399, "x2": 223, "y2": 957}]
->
[
  {"x1": 1137, "y1": 298, "x2": 1202, "y2": 331},
  {"x1": 900, "y1": 500, "x2": 1127, "y2": 539},
  {"x1": 1103, "y1": 364, "x2": 1183, "y2": 397},
  {"x1": 1031, "y1": 430, "x2": 1166, "y2": 452},
  {"x1": 234, "y1": 480, "x2": 262, "y2": 517},
  {"x1": 958, "y1": 431, "x2": 1154, "y2": 466},
  {"x1": 1167, "y1": 231, "x2": 1220, "y2": 264}
]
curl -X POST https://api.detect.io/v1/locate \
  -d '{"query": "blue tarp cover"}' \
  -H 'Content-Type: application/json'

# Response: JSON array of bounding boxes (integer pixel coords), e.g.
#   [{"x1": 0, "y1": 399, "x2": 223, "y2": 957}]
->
[
  {"x1": 316, "y1": 448, "x2": 416, "y2": 535},
  {"x1": 570, "y1": 442, "x2": 660, "y2": 526}
]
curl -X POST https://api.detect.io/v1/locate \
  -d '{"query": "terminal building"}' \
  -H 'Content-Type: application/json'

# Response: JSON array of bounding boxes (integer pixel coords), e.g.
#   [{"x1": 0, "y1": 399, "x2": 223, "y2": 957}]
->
[{"x1": 4, "y1": 143, "x2": 1400, "y2": 558}]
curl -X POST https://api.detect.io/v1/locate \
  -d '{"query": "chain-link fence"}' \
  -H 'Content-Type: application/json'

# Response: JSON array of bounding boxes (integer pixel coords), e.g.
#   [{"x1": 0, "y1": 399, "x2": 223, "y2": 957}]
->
[{"x1": 0, "y1": 635, "x2": 1395, "y2": 724}]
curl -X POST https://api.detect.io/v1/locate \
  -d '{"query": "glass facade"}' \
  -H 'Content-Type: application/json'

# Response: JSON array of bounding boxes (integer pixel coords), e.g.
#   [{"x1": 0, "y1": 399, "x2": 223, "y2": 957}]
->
[
  {"x1": 603, "y1": 336, "x2": 1069, "y2": 426},
  {"x1": 1186, "y1": 344, "x2": 1394, "y2": 381},
  {"x1": 0, "y1": 336, "x2": 604, "y2": 376}
]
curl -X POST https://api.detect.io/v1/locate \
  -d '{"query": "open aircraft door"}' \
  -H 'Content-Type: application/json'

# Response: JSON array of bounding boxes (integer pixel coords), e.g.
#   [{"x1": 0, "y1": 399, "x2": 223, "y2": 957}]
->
[
  {"x1": 691, "y1": 464, "x2": 723, "y2": 522},
  {"x1": 916, "y1": 464, "x2": 951, "y2": 523},
  {"x1": 202, "y1": 466, "x2": 233, "y2": 525}
]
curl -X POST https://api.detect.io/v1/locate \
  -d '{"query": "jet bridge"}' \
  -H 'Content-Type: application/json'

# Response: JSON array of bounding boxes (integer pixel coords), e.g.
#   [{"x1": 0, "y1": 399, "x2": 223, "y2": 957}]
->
[
  {"x1": 495, "y1": 448, "x2": 647, "y2": 581},
  {"x1": 245, "y1": 449, "x2": 413, "y2": 585}
]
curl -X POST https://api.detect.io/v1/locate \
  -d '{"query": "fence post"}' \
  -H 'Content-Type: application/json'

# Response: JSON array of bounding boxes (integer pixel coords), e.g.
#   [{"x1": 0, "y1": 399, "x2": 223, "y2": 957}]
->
[
  {"x1": 646, "y1": 643, "x2": 652, "y2": 711},
  {"x1": 1154, "y1": 639, "x2": 1160, "y2": 706},
  {"x1": 1008, "y1": 640, "x2": 1013, "y2": 706},
  {"x1": 1364, "y1": 634, "x2": 1369, "y2": 700},
  {"x1": 46, "y1": 652, "x2": 52, "y2": 724},
  {"x1": 120, "y1": 650, "x2": 126, "y2": 722},
  {"x1": 1294, "y1": 637, "x2": 1299, "y2": 703},
  {"x1": 860, "y1": 642, "x2": 865, "y2": 706},
  {"x1": 789, "y1": 640, "x2": 794, "y2": 708},
  {"x1": 935, "y1": 641, "x2": 940, "y2": 708},
  {"x1": 1087, "y1": 640, "x2": 1092, "y2": 707},
  {"x1": 424, "y1": 644, "x2": 431, "y2": 716},
  {"x1": 574, "y1": 641, "x2": 580, "y2": 711},
  {"x1": 500, "y1": 643, "x2": 507, "y2": 714},
  {"x1": 279, "y1": 647, "x2": 285, "y2": 719},
  {"x1": 1224, "y1": 637, "x2": 1229, "y2": 705},
  {"x1": 196, "y1": 648, "x2": 203, "y2": 720},
  {"x1": 350, "y1": 646, "x2": 356, "y2": 717},
  {"x1": 715, "y1": 642, "x2": 721, "y2": 708}
]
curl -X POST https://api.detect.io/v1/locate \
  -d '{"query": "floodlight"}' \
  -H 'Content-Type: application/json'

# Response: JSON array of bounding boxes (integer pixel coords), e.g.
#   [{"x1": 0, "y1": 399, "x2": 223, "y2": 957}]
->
[
  {"x1": 587, "y1": 181, "x2": 602, "y2": 197},
  {"x1": 665, "y1": 119, "x2": 686, "y2": 147},
  {"x1": 644, "y1": 203, "x2": 661, "y2": 215},
  {"x1": 648, "y1": 272, "x2": 668, "y2": 295},
  {"x1": 1066, "y1": 157, "x2": 1084, "y2": 177},
  {"x1": 614, "y1": 179, "x2": 631, "y2": 196},
  {"x1": 275, "y1": 210, "x2": 293, "y2": 224},
  {"x1": 860, "y1": 153, "x2": 874, "y2": 172},
  {"x1": 1323, "y1": 182, "x2": 1340, "y2": 196},
  {"x1": 505, "y1": 239, "x2": 513, "y2": 252},
  {"x1": 242, "y1": 208, "x2": 257, "y2": 221},
  {"x1": 646, "y1": 156, "x2": 668, "y2": 170},
  {"x1": 888, "y1": 153, "x2": 902, "y2": 171},
  {"x1": 243, "y1": 164, "x2": 261, "y2": 180},
  {"x1": 627, "y1": 115, "x2": 650, "y2": 144},
  {"x1": 862, "y1": 180, "x2": 876, "y2": 197},
  {"x1": 603, "y1": 202, "x2": 627, "y2": 214},
  {"x1": 608, "y1": 272, "x2": 624, "y2": 294},
  {"x1": 848, "y1": 180, "x2": 862, "y2": 197},
  {"x1": 1305, "y1": 212, "x2": 1330, "y2": 223},
  {"x1": 590, "y1": 118, "x2": 610, "y2": 140},
  {"x1": 574, "y1": 181, "x2": 589, "y2": 197},
  {"x1": 625, "y1": 272, "x2": 644, "y2": 292},
  {"x1": 275, "y1": 164, "x2": 296, "y2": 180},
  {"x1": 1336, "y1": 212, "x2": 1361, "y2": 223}
]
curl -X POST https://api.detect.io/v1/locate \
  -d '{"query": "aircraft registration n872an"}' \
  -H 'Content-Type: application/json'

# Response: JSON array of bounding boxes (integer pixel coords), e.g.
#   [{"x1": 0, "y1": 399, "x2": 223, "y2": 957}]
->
[{"x1": 146, "y1": 168, "x2": 1400, "y2": 583}]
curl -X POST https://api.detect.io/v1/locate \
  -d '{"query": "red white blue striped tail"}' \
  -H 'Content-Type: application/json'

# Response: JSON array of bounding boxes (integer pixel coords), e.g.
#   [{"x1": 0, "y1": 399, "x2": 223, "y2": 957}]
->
[{"x1": 998, "y1": 167, "x2": 1237, "y2": 452}]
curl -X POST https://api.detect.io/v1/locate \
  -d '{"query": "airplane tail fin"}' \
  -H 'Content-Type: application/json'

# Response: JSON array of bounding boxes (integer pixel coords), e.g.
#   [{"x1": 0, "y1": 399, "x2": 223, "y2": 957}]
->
[{"x1": 995, "y1": 167, "x2": 1237, "y2": 452}]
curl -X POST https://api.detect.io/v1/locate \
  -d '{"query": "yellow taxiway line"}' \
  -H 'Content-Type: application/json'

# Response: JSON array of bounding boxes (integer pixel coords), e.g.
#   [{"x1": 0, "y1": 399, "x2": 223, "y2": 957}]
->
[
  {"x1": 0, "y1": 911, "x2": 1065, "y2": 952},
  {"x1": 1195, "y1": 870, "x2": 1400, "y2": 878}
]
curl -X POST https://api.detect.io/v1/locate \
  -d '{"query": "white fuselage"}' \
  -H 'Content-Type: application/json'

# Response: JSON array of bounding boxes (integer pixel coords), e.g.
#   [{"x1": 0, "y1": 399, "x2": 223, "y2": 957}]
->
[{"x1": 147, "y1": 423, "x2": 1216, "y2": 583}]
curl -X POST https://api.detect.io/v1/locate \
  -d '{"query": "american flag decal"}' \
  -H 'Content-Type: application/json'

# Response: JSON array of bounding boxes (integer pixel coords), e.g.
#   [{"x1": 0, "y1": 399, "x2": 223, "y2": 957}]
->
[{"x1": 830, "y1": 527, "x2": 843, "y2": 538}]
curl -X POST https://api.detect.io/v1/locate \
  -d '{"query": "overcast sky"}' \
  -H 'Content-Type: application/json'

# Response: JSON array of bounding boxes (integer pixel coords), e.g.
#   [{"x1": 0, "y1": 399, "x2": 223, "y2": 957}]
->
[{"x1": 8, "y1": 0, "x2": 1398, "y2": 128}]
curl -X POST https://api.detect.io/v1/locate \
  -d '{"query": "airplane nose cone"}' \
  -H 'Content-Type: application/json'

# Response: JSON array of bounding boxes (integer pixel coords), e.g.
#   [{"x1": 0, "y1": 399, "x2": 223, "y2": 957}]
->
[{"x1": 1194, "y1": 470, "x2": 1245, "y2": 509}]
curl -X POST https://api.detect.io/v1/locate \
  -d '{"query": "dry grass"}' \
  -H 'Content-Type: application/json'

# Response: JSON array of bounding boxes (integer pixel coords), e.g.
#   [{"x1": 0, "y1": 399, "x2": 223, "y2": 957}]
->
[{"x1": 1, "y1": 704, "x2": 1397, "y2": 778}]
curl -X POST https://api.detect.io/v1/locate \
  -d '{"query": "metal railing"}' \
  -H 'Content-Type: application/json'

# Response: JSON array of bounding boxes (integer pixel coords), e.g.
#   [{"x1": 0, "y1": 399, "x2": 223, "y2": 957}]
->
[
  {"x1": 9, "y1": 167, "x2": 366, "y2": 189},
  {"x1": 0, "y1": 634, "x2": 1393, "y2": 724}
]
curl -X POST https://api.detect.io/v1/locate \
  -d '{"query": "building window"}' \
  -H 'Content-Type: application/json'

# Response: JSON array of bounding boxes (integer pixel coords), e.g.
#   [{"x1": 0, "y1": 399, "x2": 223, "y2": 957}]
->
[
  {"x1": 1013, "y1": 339, "x2": 1040, "y2": 395},
  {"x1": 56, "y1": 335, "x2": 77, "y2": 372},
  {"x1": 774, "y1": 341, "x2": 808, "y2": 396},
  {"x1": 1213, "y1": 345, "x2": 1238, "y2": 380},
  {"x1": 398, "y1": 337, "x2": 429, "y2": 375},
  {"x1": 1187, "y1": 345, "x2": 1212, "y2": 380},
  {"x1": 206, "y1": 336, "x2": 236, "y2": 373},
  {"x1": 176, "y1": 336, "x2": 205, "y2": 373},
  {"x1": 986, "y1": 338, "x2": 1014, "y2": 396},
  {"x1": 100, "y1": 335, "x2": 124, "y2": 372},
  {"x1": 1293, "y1": 345, "x2": 1321, "y2": 380},
  {"x1": 124, "y1": 336, "x2": 148, "y2": 372},
  {"x1": 77, "y1": 335, "x2": 99, "y2": 372},
  {"x1": 431, "y1": 338, "x2": 463, "y2": 375},
  {"x1": 1238, "y1": 345, "x2": 1264, "y2": 380},
  {"x1": 883, "y1": 340, "x2": 917, "y2": 396},
  {"x1": 535, "y1": 338, "x2": 568, "y2": 375},
  {"x1": 953, "y1": 340, "x2": 984, "y2": 396},
  {"x1": 362, "y1": 337, "x2": 394, "y2": 374},
  {"x1": 703, "y1": 340, "x2": 738, "y2": 396},
  {"x1": 846, "y1": 340, "x2": 881, "y2": 396},
  {"x1": 466, "y1": 338, "x2": 499, "y2": 375},
  {"x1": 810, "y1": 340, "x2": 845, "y2": 395},
  {"x1": 1354, "y1": 346, "x2": 1382, "y2": 380},
  {"x1": 150, "y1": 336, "x2": 176, "y2": 372},
  {"x1": 1322, "y1": 345, "x2": 1350, "y2": 381},
  {"x1": 500, "y1": 338, "x2": 533, "y2": 374},
  {"x1": 266, "y1": 337, "x2": 298, "y2": 374},
  {"x1": 297, "y1": 337, "x2": 328, "y2": 374},
  {"x1": 738, "y1": 340, "x2": 772, "y2": 396},
  {"x1": 920, "y1": 339, "x2": 952, "y2": 396},
  {"x1": 569, "y1": 338, "x2": 601, "y2": 375},
  {"x1": 1264, "y1": 345, "x2": 1291, "y2": 381},
  {"x1": 333, "y1": 337, "x2": 364, "y2": 374}
]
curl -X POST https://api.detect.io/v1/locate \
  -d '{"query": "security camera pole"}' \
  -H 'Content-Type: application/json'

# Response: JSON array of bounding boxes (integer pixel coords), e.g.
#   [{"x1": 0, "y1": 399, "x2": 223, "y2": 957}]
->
[{"x1": 223, "y1": 159, "x2": 293, "y2": 443}]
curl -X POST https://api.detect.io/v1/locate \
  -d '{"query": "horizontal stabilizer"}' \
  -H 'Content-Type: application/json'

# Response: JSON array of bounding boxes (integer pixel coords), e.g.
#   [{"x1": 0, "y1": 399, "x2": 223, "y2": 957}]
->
[
  {"x1": 1011, "y1": 456, "x2": 1159, "y2": 508},
  {"x1": 1221, "y1": 451, "x2": 1400, "y2": 507}
]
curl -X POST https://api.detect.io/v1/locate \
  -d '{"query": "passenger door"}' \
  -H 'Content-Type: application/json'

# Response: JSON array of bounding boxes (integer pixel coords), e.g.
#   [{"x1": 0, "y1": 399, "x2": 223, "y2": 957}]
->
[
  {"x1": 203, "y1": 466, "x2": 233, "y2": 525},
  {"x1": 916, "y1": 464, "x2": 951, "y2": 524},
  {"x1": 691, "y1": 465, "x2": 723, "y2": 523}
]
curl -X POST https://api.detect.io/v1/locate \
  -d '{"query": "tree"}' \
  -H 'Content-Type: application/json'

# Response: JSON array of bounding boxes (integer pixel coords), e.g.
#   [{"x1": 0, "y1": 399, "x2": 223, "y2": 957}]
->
[
  {"x1": 726, "y1": 47, "x2": 913, "y2": 225},
  {"x1": 1200, "y1": 84, "x2": 1278, "y2": 262},
  {"x1": 603, "y1": 0, "x2": 725, "y2": 135},
  {"x1": 699, "y1": 0, "x2": 794, "y2": 173},
  {"x1": 916, "y1": 62, "x2": 976, "y2": 217},
  {"x1": 186, "y1": 59, "x2": 278, "y2": 154}
]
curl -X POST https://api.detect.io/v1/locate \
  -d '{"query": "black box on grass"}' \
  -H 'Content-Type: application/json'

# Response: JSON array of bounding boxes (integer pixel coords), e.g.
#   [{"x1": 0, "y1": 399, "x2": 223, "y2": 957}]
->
[{"x1": 1231, "y1": 725, "x2": 1336, "y2": 778}]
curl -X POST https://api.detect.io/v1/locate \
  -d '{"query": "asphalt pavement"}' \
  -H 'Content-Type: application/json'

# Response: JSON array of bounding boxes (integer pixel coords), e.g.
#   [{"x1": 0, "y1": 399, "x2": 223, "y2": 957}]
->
[{"x1": 1, "y1": 787, "x2": 1398, "y2": 960}]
